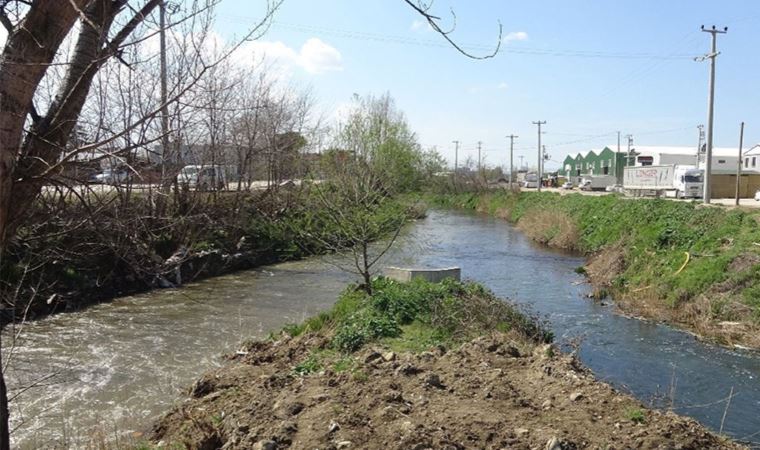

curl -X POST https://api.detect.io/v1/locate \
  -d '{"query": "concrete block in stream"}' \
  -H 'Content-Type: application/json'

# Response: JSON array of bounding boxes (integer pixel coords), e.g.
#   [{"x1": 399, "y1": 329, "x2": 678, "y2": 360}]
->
[{"x1": 383, "y1": 267, "x2": 461, "y2": 283}]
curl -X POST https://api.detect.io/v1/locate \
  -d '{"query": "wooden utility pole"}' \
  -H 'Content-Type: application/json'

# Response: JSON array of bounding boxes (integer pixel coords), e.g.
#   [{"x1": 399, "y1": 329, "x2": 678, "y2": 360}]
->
[
  {"x1": 735, "y1": 122, "x2": 744, "y2": 206},
  {"x1": 160, "y1": 0, "x2": 169, "y2": 177},
  {"x1": 477, "y1": 141, "x2": 483, "y2": 179},
  {"x1": 507, "y1": 134, "x2": 518, "y2": 186},
  {"x1": 452, "y1": 140, "x2": 459, "y2": 177},
  {"x1": 533, "y1": 121, "x2": 546, "y2": 191}
]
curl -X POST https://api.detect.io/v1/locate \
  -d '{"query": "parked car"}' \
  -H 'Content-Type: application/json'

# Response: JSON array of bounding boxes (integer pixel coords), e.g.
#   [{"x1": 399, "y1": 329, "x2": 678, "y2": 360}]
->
[
  {"x1": 178, "y1": 165, "x2": 226, "y2": 191},
  {"x1": 561, "y1": 181, "x2": 573, "y2": 190},
  {"x1": 89, "y1": 168, "x2": 130, "y2": 185},
  {"x1": 754, "y1": 189, "x2": 760, "y2": 202}
]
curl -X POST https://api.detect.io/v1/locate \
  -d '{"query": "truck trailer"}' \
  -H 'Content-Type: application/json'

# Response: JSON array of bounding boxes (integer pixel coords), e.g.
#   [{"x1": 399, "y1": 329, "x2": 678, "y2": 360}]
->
[
  {"x1": 623, "y1": 165, "x2": 703, "y2": 199},
  {"x1": 579, "y1": 175, "x2": 617, "y2": 191}
]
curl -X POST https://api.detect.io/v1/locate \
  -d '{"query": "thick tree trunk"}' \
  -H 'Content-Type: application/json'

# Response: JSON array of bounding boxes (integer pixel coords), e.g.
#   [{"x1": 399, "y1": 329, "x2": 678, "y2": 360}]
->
[
  {"x1": 0, "y1": 4, "x2": 87, "y2": 445},
  {"x1": 0, "y1": 0, "x2": 86, "y2": 250},
  {"x1": 10, "y1": 0, "x2": 118, "y2": 235}
]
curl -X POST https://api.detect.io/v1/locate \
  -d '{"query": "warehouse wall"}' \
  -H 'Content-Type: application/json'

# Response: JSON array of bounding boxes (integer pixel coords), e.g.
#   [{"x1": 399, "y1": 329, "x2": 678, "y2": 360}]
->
[{"x1": 709, "y1": 174, "x2": 760, "y2": 198}]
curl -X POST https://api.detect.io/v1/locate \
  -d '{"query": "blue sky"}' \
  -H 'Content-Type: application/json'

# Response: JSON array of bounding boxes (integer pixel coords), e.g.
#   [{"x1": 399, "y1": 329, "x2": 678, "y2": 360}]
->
[{"x1": 214, "y1": 0, "x2": 760, "y2": 170}]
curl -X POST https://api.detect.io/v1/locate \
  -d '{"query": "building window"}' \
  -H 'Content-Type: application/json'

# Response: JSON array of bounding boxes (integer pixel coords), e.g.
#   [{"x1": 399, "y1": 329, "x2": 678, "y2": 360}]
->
[
  {"x1": 745, "y1": 157, "x2": 749, "y2": 167},
  {"x1": 718, "y1": 159, "x2": 726, "y2": 164},
  {"x1": 603, "y1": 166, "x2": 609, "y2": 175},
  {"x1": 753, "y1": 157, "x2": 757, "y2": 168}
]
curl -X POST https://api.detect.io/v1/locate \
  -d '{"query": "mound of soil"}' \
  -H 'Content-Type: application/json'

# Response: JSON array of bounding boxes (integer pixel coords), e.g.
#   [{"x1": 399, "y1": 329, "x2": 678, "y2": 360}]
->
[{"x1": 151, "y1": 333, "x2": 742, "y2": 449}]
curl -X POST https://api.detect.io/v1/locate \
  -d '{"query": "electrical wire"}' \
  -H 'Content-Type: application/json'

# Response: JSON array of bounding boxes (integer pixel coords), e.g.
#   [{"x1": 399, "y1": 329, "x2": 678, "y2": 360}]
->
[{"x1": 217, "y1": 15, "x2": 698, "y2": 61}]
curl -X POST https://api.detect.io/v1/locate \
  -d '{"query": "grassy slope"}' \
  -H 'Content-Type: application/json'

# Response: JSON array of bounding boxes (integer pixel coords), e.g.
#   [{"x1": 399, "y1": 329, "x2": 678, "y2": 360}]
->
[
  {"x1": 280, "y1": 277, "x2": 553, "y2": 356},
  {"x1": 428, "y1": 190, "x2": 760, "y2": 347}
]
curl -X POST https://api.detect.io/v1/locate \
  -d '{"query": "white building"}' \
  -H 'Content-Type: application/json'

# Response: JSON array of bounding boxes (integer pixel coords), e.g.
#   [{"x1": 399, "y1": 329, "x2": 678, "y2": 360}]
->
[{"x1": 626, "y1": 145, "x2": 760, "y2": 174}]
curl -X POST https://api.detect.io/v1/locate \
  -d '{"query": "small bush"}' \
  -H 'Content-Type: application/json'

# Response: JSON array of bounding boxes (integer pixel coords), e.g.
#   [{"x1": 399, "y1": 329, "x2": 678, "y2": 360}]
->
[
  {"x1": 293, "y1": 353, "x2": 322, "y2": 375},
  {"x1": 300, "y1": 277, "x2": 552, "y2": 354},
  {"x1": 624, "y1": 408, "x2": 646, "y2": 424}
]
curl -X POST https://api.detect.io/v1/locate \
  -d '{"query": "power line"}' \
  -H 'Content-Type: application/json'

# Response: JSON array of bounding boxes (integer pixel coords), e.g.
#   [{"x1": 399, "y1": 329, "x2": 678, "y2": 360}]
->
[{"x1": 218, "y1": 16, "x2": 699, "y2": 61}]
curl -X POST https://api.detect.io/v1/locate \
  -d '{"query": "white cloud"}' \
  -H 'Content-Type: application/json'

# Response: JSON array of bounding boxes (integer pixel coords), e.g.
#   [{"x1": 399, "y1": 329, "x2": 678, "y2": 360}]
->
[
  {"x1": 503, "y1": 31, "x2": 529, "y2": 42},
  {"x1": 239, "y1": 37, "x2": 343, "y2": 75},
  {"x1": 299, "y1": 38, "x2": 343, "y2": 74},
  {"x1": 467, "y1": 82, "x2": 509, "y2": 94}
]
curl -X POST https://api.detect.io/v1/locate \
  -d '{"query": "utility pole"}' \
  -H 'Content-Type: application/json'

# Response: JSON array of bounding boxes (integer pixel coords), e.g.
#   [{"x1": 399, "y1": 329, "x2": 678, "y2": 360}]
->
[
  {"x1": 614, "y1": 131, "x2": 621, "y2": 182},
  {"x1": 625, "y1": 134, "x2": 634, "y2": 166},
  {"x1": 477, "y1": 141, "x2": 483, "y2": 179},
  {"x1": 735, "y1": 122, "x2": 744, "y2": 206},
  {"x1": 533, "y1": 121, "x2": 546, "y2": 191},
  {"x1": 507, "y1": 134, "x2": 518, "y2": 186},
  {"x1": 159, "y1": 0, "x2": 169, "y2": 183},
  {"x1": 452, "y1": 140, "x2": 460, "y2": 176},
  {"x1": 697, "y1": 25, "x2": 727, "y2": 204}
]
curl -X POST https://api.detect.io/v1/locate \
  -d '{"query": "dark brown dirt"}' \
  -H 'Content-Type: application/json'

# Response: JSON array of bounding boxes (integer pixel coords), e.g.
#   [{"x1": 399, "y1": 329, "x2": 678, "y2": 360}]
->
[
  {"x1": 727, "y1": 253, "x2": 760, "y2": 273},
  {"x1": 151, "y1": 333, "x2": 743, "y2": 450}
]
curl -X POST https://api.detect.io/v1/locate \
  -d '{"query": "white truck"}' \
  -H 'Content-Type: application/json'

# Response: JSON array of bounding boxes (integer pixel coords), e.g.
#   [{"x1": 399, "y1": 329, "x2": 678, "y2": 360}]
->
[
  {"x1": 623, "y1": 165, "x2": 703, "y2": 199},
  {"x1": 523, "y1": 172, "x2": 539, "y2": 188},
  {"x1": 579, "y1": 175, "x2": 617, "y2": 191}
]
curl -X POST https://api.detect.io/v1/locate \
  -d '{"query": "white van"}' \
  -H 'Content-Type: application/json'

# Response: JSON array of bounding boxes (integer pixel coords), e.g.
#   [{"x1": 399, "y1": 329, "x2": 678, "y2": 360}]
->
[{"x1": 178, "y1": 165, "x2": 226, "y2": 191}]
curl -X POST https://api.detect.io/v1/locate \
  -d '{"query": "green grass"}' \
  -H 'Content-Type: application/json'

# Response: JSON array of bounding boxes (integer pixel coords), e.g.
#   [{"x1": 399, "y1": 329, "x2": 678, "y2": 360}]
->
[
  {"x1": 428, "y1": 190, "x2": 760, "y2": 320},
  {"x1": 624, "y1": 407, "x2": 646, "y2": 424},
  {"x1": 382, "y1": 320, "x2": 449, "y2": 353},
  {"x1": 292, "y1": 352, "x2": 323, "y2": 375},
  {"x1": 281, "y1": 277, "x2": 552, "y2": 361}
]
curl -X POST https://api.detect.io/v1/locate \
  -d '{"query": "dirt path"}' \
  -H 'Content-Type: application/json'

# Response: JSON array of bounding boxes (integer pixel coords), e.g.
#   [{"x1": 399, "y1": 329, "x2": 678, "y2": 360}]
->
[{"x1": 152, "y1": 332, "x2": 743, "y2": 449}]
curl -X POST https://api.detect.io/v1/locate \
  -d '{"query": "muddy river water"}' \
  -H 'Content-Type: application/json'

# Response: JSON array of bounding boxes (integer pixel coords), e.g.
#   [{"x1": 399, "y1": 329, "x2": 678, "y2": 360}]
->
[{"x1": 7, "y1": 210, "x2": 760, "y2": 448}]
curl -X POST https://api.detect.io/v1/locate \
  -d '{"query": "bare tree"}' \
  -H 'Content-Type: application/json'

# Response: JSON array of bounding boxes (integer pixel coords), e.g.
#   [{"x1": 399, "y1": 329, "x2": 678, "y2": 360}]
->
[{"x1": 0, "y1": 1, "x2": 284, "y2": 446}]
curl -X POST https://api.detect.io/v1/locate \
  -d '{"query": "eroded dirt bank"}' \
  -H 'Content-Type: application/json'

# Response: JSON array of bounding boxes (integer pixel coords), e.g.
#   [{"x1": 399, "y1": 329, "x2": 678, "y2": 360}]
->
[{"x1": 152, "y1": 332, "x2": 742, "y2": 449}]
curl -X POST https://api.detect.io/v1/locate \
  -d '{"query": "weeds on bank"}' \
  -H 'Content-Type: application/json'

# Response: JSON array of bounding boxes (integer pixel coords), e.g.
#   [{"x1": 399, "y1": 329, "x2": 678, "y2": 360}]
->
[
  {"x1": 285, "y1": 277, "x2": 552, "y2": 373},
  {"x1": 428, "y1": 189, "x2": 760, "y2": 323},
  {"x1": 624, "y1": 408, "x2": 646, "y2": 424}
]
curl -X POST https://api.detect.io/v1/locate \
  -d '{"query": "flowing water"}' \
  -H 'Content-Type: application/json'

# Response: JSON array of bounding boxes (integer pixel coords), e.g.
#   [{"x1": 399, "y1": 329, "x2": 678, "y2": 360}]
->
[{"x1": 7, "y1": 210, "x2": 760, "y2": 448}]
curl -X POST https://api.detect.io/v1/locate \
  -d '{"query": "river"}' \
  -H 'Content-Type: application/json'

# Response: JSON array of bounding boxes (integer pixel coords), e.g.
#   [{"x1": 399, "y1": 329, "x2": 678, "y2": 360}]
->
[{"x1": 7, "y1": 209, "x2": 760, "y2": 448}]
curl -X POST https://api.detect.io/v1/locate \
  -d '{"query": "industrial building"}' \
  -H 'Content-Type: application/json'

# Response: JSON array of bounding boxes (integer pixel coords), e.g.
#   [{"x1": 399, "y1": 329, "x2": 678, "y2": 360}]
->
[{"x1": 563, "y1": 144, "x2": 760, "y2": 198}]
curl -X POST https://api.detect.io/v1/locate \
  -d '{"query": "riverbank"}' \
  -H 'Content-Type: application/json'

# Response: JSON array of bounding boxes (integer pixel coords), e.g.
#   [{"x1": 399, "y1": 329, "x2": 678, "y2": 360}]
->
[
  {"x1": 428, "y1": 190, "x2": 760, "y2": 349},
  {"x1": 3, "y1": 188, "x2": 423, "y2": 325},
  {"x1": 150, "y1": 278, "x2": 742, "y2": 449}
]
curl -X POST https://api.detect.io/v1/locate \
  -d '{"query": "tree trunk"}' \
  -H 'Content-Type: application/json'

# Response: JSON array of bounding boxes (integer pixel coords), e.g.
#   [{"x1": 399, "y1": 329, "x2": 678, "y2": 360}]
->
[
  {"x1": 0, "y1": 0, "x2": 86, "y2": 250},
  {"x1": 0, "y1": 3, "x2": 86, "y2": 447},
  {"x1": 362, "y1": 243, "x2": 372, "y2": 295},
  {"x1": 0, "y1": 350, "x2": 8, "y2": 450}
]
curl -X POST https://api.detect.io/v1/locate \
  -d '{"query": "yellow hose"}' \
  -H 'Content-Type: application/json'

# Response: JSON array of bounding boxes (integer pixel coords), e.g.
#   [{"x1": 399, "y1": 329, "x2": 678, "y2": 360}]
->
[{"x1": 674, "y1": 251, "x2": 690, "y2": 275}]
